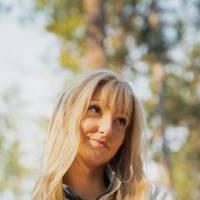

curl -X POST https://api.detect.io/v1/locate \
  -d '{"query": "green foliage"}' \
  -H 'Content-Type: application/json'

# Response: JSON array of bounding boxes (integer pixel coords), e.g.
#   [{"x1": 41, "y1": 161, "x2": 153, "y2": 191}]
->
[
  {"x1": 0, "y1": 88, "x2": 28, "y2": 196},
  {"x1": 47, "y1": 13, "x2": 84, "y2": 40},
  {"x1": 172, "y1": 130, "x2": 200, "y2": 200},
  {"x1": 0, "y1": 137, "x2": 27, "y2": 195},
  {"x1": 164, "y1": 73, "x2": 200, "y2": 125}
]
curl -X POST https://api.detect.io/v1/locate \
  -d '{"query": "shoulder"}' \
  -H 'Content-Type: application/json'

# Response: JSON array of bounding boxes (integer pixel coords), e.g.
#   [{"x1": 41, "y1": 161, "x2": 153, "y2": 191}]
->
[{"x1": 149, "y1": 183, "x2": 177, "y2": 200}]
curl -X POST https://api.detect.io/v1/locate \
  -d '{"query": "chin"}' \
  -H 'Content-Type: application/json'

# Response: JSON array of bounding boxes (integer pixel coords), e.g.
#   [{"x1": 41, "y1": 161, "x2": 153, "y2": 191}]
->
[{"x1": 86, "y1": 152, "x2": 112, "y2": 166}]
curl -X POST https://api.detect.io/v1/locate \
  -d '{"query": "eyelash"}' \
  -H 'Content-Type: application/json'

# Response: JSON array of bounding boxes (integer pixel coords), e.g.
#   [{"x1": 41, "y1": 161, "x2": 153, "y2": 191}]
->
[{"x1": 88, "y1": 105, "x2": 101, "y2": 114}]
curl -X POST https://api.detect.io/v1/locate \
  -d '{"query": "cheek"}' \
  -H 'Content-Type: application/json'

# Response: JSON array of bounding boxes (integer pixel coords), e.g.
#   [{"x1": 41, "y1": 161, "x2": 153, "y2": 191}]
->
[
  {"x1": 80, "y1": 118, "x2": 98, "y2": 135},
  {"x1": 112, "y1": 129, "x2": 126, "y2": 149}
]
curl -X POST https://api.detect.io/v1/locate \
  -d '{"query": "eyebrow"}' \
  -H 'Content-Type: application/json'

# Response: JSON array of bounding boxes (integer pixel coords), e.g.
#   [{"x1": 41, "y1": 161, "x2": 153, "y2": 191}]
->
[{"x1": 91, "y1": 98, "x2": 100, "y2": 101}]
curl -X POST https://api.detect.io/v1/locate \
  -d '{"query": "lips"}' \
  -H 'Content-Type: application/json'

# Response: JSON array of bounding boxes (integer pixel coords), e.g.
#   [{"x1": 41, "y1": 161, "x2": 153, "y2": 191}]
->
[{"x1": 90, "y1": 138, "x2": 109, "y2": 148}]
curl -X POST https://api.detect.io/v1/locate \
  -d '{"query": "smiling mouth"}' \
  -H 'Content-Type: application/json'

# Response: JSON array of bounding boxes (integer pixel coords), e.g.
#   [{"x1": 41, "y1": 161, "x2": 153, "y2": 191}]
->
[{"x1": 90, "y1": 139, "x2": 109, "y2": 148}]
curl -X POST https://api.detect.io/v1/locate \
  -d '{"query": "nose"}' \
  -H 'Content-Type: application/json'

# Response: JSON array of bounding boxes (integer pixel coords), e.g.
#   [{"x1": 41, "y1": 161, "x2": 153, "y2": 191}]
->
[{"x1": 98, "y1": 116, "x2": 113, "y2": 138}]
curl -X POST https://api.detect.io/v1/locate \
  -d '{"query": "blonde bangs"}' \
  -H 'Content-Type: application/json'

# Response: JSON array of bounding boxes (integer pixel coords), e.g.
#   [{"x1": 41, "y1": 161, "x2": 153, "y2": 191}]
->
[{"x1": 98, "y1": 80, "x2": 133, "y2": 119}]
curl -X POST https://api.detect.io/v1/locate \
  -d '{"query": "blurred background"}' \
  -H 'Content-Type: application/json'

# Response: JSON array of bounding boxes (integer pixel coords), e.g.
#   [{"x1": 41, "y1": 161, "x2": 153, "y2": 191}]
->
[{"x1": 0, "y1": 0, "x2": 199, "y2": 199}]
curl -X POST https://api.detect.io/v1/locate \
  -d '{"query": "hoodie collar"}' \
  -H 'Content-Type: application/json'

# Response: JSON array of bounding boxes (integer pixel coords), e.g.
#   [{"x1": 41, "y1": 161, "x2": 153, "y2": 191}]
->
[{"x1": 63, "y1": 164, "x2": 121, "y2": 200}]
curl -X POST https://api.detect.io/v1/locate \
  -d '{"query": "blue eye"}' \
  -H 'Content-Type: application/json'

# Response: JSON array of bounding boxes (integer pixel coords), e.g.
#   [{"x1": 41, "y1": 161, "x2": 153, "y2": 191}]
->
[{"x1": 88, "y1": 105, "x2": 101, "y2": 113}]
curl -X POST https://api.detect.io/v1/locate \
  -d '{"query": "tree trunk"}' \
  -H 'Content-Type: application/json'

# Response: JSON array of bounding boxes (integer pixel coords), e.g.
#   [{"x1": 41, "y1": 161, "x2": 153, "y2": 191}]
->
[
  {"x1": 83, "y1": 0, "x2": 106, "y2": 69},
  {"x1": 153, "y1": 62, "x2": 172, "y2": 186}
]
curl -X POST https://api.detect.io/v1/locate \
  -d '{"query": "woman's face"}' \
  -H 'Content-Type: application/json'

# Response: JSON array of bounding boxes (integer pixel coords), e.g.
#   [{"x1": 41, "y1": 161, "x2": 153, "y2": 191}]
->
[{"x1": 77, "y1": 88, "x2": 130, "y2": 167}]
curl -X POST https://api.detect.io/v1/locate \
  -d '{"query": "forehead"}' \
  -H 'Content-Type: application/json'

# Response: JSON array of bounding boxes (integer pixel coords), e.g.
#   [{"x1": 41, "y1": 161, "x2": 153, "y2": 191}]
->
[{"x1": 90, "y1": 81, "x2": 133, "y2": 117}]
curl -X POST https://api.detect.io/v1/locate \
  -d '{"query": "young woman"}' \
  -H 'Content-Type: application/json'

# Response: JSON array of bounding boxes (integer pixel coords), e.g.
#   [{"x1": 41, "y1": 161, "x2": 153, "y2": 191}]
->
[{"x1": 32, "y1": 70, "x2": 176, "y2": 200}]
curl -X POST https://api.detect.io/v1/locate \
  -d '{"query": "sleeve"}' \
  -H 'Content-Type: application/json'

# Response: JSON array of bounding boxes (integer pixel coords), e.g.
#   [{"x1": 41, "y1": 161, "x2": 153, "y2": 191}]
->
[{"x1": 149, "y1": 184, "x2": 177, "y2": 200}]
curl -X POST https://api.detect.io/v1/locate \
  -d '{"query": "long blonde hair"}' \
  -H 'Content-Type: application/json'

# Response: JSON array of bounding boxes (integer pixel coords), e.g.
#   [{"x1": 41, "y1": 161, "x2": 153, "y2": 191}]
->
[{"x1": 32, "y1": 70, "x2": 148, "y2": 200}]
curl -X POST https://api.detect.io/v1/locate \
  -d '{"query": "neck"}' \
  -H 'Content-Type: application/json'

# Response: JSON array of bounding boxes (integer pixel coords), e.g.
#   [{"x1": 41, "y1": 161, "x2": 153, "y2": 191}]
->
[{"x1": 63, "y1": 158, "x2": 107, "y2": 200}]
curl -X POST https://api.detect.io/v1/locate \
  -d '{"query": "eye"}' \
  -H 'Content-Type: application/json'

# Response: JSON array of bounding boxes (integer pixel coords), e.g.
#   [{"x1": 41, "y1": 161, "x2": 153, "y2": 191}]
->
[
  {"x1": 116, "y1": 117, "x2": 127, "y2": 126},
  {"x1": 88, "y1": 105, "x2": 101, "y2": 114}
]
